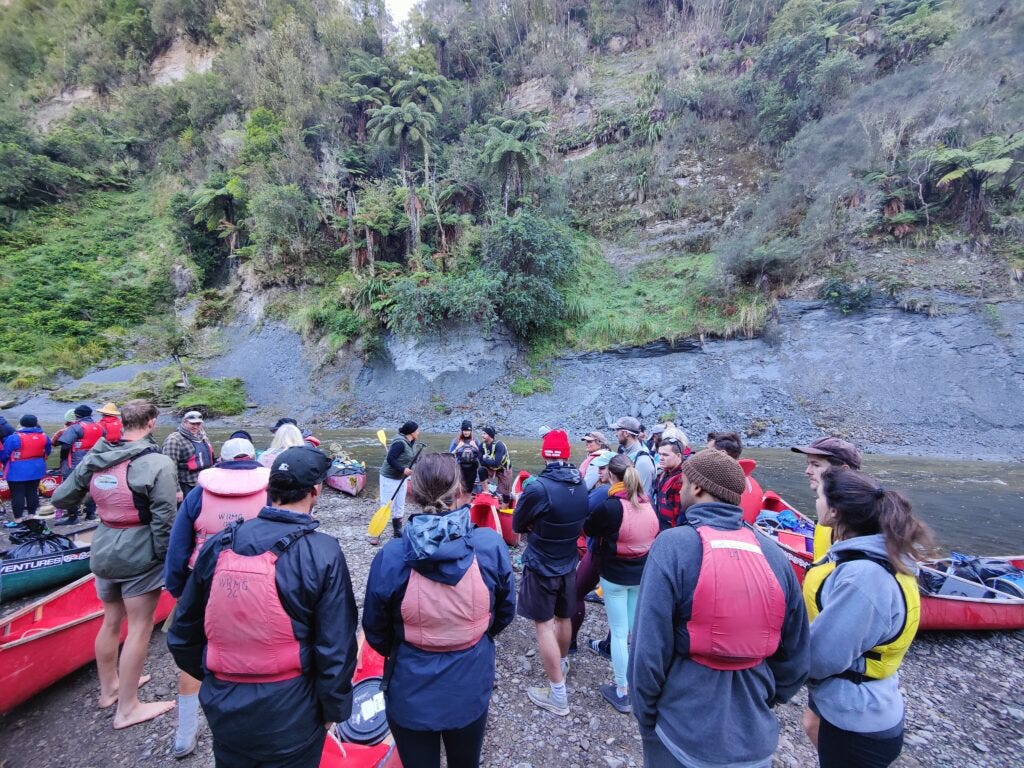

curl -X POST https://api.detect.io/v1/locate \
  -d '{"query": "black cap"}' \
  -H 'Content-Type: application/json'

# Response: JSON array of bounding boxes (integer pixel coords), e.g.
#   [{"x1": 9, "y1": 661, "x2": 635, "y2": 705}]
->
[
  {"x1": 461, "y1": 419, "x2": 472, "y2": 431},
  {"x1": 74, "y1": 404, "x2": 92, "y2": 418},
  {"x1": 482, "y1": 425, "x2": 496, "y2": 438},
  {"x1": 271, "y1": 417, "x2": 298, "y2": 432},
  {"x1": 19, "y1": 414, "x2": 38, "y2": 428},
  {"x1": 229, "y1": 429, "x2": 253, "y2": 442},
  {"x1": 269, "y1": 446, "x2": 340, "y2": 490},
  {"x1": 399, "y1": 421, "x2": 418, "y2": 435}
]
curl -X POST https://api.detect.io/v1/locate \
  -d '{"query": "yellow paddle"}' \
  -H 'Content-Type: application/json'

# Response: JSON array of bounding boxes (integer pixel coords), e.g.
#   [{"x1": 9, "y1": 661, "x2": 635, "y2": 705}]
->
[
  {"x1": 367, "y1": 443, "x2": 425, "y2": 537},
  {"x1": 376, "y1": 429, "x2": 388, "y2": 447}
]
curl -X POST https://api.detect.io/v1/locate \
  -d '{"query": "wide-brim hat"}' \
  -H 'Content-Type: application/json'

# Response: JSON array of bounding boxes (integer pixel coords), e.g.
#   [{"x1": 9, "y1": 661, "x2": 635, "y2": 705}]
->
[{"x1": 97, "y1": 402, "x2": 120, "y2": 416}]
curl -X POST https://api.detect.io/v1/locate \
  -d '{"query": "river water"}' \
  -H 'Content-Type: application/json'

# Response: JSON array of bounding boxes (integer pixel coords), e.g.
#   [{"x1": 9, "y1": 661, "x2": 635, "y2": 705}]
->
[{"x1": 174, "y1": 427, "x2": 1023, "y2": 555}]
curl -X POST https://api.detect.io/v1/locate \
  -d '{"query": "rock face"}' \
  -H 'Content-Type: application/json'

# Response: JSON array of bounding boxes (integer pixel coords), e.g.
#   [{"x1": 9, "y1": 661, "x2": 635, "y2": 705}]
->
[
  {"x1": 149, "y1": 36, "x2": 215, "y2": 86},
  {"x1": 384, "y1": 325, "x2": 517, "y2": 382}
]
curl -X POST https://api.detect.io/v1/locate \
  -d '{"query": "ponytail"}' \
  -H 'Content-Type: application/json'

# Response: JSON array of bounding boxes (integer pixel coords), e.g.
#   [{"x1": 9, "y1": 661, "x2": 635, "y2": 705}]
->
[
  {"x1": 608, "y1": 454, "x2": 647, "y2": 504},
  {"x1": 822, "y1": 467, "x2": 935, "y2": 574},
  {"x1": 408, "y1": 453, "x2": 462, "y2": 515}
]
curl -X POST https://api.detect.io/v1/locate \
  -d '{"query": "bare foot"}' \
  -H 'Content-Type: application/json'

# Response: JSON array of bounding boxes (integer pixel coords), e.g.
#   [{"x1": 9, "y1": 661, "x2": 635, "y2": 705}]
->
[
  {"x1": 113, "y1": 699, "x2": 176, "y2": 729},
  {"x1": 98, "y1": 673, "x2": 152, "y2": 709}
]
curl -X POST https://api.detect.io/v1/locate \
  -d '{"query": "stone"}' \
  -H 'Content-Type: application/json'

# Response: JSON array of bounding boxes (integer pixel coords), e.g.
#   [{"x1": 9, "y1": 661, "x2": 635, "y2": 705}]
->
[
  {"x1": 603, "y1": 756, "x2": 624, "y2": 768},
  {"x1": 1006, "y1": 706, "x2": 1024, "y2": 721},
  {"x1": 639, "y1": 402, "x2": 655, "y2": 418},
  {"x1": 0, "y1": 399, "x2": 17, "y2": 409},
  {"x1": 628, "y1": 401, "x2": 640, "y2": 417},
  {"x1": 973, "y1": 741, "x2": 989, "y2": 753},
  {"x1": 525, "y1": 649, "x2": 536, "y2": 658}
]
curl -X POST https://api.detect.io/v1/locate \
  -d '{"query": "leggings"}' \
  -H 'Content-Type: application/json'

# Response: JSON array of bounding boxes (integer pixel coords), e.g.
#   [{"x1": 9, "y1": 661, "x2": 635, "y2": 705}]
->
[
  {"x1": 817, "y1": 716, "x2": 904, "y2": 768},
  {"x1": 388, "y1": 709, "x2": 488, "y2": 768},
  {"x1": 600, "y1": 577, "x2": 639, "y2": 689},
  {"x1": 8, "y1": 479, "x2": 40, "y2": 519},
  {"x1": 570, "y1": 549, "x2": 600, "y2": 646}
]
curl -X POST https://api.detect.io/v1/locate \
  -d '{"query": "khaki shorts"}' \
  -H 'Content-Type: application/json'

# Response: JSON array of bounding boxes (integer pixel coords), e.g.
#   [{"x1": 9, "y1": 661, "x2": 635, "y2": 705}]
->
[{"x1": 94, "y1": 563, "x2": 165, "y2": 602}]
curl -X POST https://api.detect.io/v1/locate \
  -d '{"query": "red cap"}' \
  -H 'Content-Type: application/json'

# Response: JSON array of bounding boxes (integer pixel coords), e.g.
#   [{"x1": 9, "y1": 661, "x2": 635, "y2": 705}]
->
[{"x1": 541, "y1": 429, "x2": 571, "y2": 460}]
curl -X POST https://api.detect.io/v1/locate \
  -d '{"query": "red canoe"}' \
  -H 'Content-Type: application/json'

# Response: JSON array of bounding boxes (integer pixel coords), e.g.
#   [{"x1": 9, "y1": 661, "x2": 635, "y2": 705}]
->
[
  {"x1": 0, "y1": 574, "x2": 176, "y2": 714},
  {"x1": 754, "y1": 491, "x2": 1024, "y2": 632}
]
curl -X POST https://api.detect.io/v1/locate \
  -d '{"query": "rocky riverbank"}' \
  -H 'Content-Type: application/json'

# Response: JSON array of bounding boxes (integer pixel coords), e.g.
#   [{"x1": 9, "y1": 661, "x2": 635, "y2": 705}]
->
[{"x1": 2, "y1": 491, "x2": 1022, "y2": 767}]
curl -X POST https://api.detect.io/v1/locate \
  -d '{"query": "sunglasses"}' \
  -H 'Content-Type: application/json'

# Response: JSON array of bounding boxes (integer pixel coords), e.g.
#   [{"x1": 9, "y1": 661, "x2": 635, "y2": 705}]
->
[{"x1": 662, "y1": 438, "x2": 686, "y2": 447}]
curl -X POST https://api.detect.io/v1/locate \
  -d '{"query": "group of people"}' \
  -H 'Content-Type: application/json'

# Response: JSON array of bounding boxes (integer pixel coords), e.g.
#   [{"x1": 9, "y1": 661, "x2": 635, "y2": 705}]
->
[{"x1": 1, "y1": 404, "x2": 935, "y2": 768}]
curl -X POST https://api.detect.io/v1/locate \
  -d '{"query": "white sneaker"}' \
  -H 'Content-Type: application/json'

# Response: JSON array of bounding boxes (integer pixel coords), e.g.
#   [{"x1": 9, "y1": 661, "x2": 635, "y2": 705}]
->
[{"x1": 527, "y1": 686, "x2": 569, "y2": 716}]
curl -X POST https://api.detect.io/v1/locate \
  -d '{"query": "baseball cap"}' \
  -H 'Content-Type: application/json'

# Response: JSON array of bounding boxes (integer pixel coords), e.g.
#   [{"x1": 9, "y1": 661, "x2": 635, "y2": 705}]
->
[
  {"x1": 220, "y1": 437, "x2": 256, "y2": 460},
  {"x1": 581, "y1": 430, "x2": 608, "y2": 446},
  {"x1": 791, "y1": 437, "x2": 862, "y2": 470},
  {"x1": 183, "y1": 410, "x2": 204, "y2": 424},
  {"x1": 607, "y1": 416, "x2": 641, "y2": 434},
  {"x1": 270, "y1": 446, "x2": 341, "y2": 489},
  {"x1": 650, "y1": 424, "x2": 666, "y2": 436},
  {"x1": 590, "y1": 450, "x2": 617, "y2": 468}
]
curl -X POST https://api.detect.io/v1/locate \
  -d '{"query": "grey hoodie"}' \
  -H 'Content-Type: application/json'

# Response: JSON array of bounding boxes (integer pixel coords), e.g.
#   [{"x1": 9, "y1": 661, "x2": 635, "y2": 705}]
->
[
  {"x1": 628, "y1": 501, "x2": 809, "y2": 767},
  {"x1": 807, "y1": 533, "x2": 915, "y2": 733},
  {"x1": 52, "y1": 436, "x2": 178, "y2": 580}
]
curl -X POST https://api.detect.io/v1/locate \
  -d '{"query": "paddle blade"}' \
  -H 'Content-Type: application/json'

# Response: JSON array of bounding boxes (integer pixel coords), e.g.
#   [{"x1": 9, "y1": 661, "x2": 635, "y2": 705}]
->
[
  {"x1": 376, "y1": 429, "x2": 388, "y2": 447},
  {"x1": 368, "y1": 501, "x2": 392, "y2": 536}
]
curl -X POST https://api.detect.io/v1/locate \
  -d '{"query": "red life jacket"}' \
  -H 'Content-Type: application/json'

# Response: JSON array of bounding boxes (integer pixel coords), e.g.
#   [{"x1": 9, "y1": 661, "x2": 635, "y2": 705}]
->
[
  {"x1": 185, "y1": 439, "x2": 214, "y2": 472},
  {"x1": 99, "y1": 415, "x2": 123, "y2": 443},
  {"x1": 204, "y1": 530, "x2": 308, "y2": 683},
  {"x1": 738, "y1": 458, "x2": 764, "y2": 525},
  {"x1": 401, "y1": 556, "x2": 491, "y2": 652},
  {"x1": 71, "y1": 421, "x2": 104, "y2": 467},
  {"x1": 189, "y1": 466, "x2": 270, "y2": 568},
  {"x1": 11, "y1": 431, "x2": 47, "y2": 461},
  {"x1": 612, "y1": 492, "x2": 659, "y2": 559},
  {"x1": 687, "y1": 525, "x2": 786, "y2": 670},
  {"x1": 89, "y1": 448, "x2": 159, "y2": 529}
]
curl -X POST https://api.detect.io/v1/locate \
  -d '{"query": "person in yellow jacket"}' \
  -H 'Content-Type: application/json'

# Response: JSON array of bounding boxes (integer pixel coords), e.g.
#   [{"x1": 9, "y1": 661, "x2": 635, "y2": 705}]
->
[{"x1": 802, "y1": 467, "x2": 934, "y2": 768}]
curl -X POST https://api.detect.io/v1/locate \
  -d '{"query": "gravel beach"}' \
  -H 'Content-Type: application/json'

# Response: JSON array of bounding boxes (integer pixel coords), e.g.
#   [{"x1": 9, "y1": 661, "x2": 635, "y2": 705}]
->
[{"x1": 2, "y1": 490, "x2": 1022, "y2": 767}]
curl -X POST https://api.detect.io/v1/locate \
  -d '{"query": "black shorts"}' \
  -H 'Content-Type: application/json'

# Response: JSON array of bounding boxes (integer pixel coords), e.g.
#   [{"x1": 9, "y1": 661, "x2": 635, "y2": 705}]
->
[{"x1": 517, "y1": 568, "x2": 576, "y2": 622}]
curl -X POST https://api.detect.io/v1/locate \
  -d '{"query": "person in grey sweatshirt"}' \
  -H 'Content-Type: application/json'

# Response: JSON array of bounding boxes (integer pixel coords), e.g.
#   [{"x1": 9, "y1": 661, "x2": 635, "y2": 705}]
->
[
  {"x1": 803, "y1": 467, "x2": 934, "y2": 768},
  {"x1": 628, "y1": 449, "x2": 810, "y2": 768}
]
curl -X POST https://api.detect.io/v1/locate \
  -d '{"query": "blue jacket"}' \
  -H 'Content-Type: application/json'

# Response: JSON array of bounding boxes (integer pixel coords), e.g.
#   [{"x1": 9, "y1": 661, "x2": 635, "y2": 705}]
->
[
  {"x1": 512, "y1": 462, "x2": 589, "y2": 577},
  {"x1": 167, "y1": 507, "x2": 359, "y2": 760},
  {"x1": 164, "y1": 460, "x2": 264, "y2": 598},
  {"x1": 0, "y1": 417, "x2": 14, "y2": 442},
  {"x1": 362, "y1": 507, "x2": 516, "y2": 731},
  {"x1": 1, "y1": 428, "x2": 52, "y2": 481},
  {"x1": 629, "y1": 501, "x2": 810, "y2": 766}
]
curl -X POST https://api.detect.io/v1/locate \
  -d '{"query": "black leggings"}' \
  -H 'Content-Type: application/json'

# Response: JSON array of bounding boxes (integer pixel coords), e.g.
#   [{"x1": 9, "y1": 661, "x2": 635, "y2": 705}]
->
[
  {"x1": 817, "y1": 716, "x2": 904, "y2": 768},
  {"x1": 388, "y1": 709, "x2": 488, "y2": 768},
  {"x1": 8, "y1": 479, "x2": 40, "y2": 519}
]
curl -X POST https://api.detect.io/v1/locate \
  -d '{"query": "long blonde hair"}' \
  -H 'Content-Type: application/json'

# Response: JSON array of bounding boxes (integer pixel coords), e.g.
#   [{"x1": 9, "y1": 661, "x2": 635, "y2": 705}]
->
[{"x1": 267, "y1": 424, "x2": 304, "y2": 453}]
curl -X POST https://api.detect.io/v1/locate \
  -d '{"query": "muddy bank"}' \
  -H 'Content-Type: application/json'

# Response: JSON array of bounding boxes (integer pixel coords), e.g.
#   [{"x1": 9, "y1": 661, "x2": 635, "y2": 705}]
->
[{"x1": 2, "y1": 491, "x2": 1023, "y2": 767}]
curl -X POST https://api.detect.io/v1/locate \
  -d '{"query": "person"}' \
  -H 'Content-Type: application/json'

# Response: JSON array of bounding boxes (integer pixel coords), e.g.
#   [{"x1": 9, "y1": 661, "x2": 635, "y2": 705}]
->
[
  {"x1": 52, "y1": 400, "x2": 178, "y2": 728},
  {"x1": 608, "y1": 417, "x2": 657, "y2": 499},
  {"x1": 512, "y1": 429, "x2": 589, "y2": 717},
  {"x1": 802, "y1": 467, "x2": 933, "y2": 768},
  {"x1": 584, "y1": 454, "x2": 658, "y2": 714},
  {"x1": 162, "y1": 411, "x2": 214, "y2": 502},
  {"x1": 479, "y1": 425, "x2": 512, "y2": 498},
  {"x1": 363, "y1": 453, "x2": 516, "y2": 768},
  {"x1": 646, "y1": 423, "x2": 666, "y2": 454},
  {"x1": 449, "y1": 420, "x2": 481, "y2": 494},
  {"x1": 578, "y1": 431, "x2": 610, "y2": 490},
  {"x1": 375, "y1": 421, "x2": 420, "y2": 545},
  {"x1": 270, "y1": 417, "x2": 299, "y2": 433},
  {"x1": 168, "y1": 446, "x2": 358, "y2": 768},
  {"x1": 708, "y1": 430, "x2": 765, "y2": 524},
  {"x1": 570, "y1": 449, "x2": 616, "y2": 653},
  {"x1": 792, "y1": 436, "x2": 862, "y2": 558},
  {"x1": 0, "y1": 414, "x2": 14, "y2": 443},
  {"x1": 630, "y1": 449, "x2": 810, "y2": 768},
  {"x1": 259, "y1": 424, "x2": 306, "y2": 468},
  {"x1": 164, "y1": 437, "x2": 271, "y2": 758},
  {"x1": 0, "y1": 415, "x2": 52, "y2": 521},
  {"x1": 55, "y1": 403, "x2": 106, "y2": 524},
  {"x1": 653, "y1": 437, "x2": 685, "y2": 530},
  {"x1": 97, "y1": 402, "x2": 124, "y2": 443}
]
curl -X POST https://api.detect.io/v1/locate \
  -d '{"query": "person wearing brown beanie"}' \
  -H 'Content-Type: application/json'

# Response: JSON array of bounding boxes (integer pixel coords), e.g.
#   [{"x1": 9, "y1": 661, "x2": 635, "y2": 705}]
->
[{"x1": 629, "y1": 450, "x2": 810, "y2": 767}]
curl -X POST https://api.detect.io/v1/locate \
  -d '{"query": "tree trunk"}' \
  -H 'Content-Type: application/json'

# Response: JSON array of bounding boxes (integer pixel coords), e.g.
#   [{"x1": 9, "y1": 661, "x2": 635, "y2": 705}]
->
[
  {"x1": 357, "y1": 109, "x2": 367, "y2": 143},
  {"x1": 364, "y1": 225, "x2": 375, "y2": 277},
  {"x1": 399, "y1": 136, "x2": 420, "y2": 264},
  {"x1": 346, "y1": 187, "x2": 358, "y2": 272}
]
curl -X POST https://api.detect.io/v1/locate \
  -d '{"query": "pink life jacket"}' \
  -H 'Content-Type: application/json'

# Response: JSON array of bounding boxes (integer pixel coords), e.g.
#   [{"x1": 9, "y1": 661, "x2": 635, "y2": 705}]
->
[
  {"x1": 189, "y1": 466, "x2": 270, "y2": 568},
  {"x1": 612, "y1": 492, "x2": 659, "y2": 559},
  {"x1": 687, "y1": 525, "x2": 786, "y2": 671},
  {"x1": 401, "y1": 557, "x2": 491, "y2": 652},
  {"x1": 89, "y1": 448, "x2": 159, "y2": 529},
  {"x1": 738, "y1": 458, "x2": 765, "y2": 525},
  {"x1": 204, "y1": 531, "x2": 307, "y2": 683},
  {"x1": 578, "y1": 450, "x2": 602, "y2": 479}
]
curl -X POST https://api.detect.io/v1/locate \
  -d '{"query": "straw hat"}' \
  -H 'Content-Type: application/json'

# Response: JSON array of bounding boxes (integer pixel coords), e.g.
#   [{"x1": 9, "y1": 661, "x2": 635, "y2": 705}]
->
[{"x1": 97, "y1": 402, "x2": 120, "y2": 416}]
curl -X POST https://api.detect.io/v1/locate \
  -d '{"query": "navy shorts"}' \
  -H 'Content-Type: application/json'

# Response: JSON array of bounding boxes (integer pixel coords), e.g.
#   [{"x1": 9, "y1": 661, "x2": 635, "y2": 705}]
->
[{"x1": 517, "y1": 567, "x2": 576, "y2": 622}]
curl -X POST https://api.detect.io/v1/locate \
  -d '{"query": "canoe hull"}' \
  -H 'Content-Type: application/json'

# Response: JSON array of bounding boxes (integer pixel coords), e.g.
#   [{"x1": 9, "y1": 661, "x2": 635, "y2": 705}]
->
[
  {"x1": 0, "y1": 574, "x2": 175, "y2": 714},
  {"x1": 327, "y1": 472, "x2": 366, "y2": 496},
  {"x1": 0, "y1": 546, "x2": 92, "y2": 602}
]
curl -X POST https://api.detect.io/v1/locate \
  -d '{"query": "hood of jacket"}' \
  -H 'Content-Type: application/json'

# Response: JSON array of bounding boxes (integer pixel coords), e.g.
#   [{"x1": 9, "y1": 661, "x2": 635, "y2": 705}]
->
[
  {"x1": 683, "y1": 500, "x2": 744, "y2": 529},
  {"x1": 403, "y1": 506, "x2": 474, "y2": 586},
  {"x1": 539, "y1": 461, "x2": 583, "y2": 485},
  {"x1": 16, "y1": 426, "x2": 44, "y2": 434},
  {"x1": 79, "y1": 435, "x2": 161, "y2": 472},
  {"x1": 829, "y1": 533, "x2": 918, "y2": 575}
]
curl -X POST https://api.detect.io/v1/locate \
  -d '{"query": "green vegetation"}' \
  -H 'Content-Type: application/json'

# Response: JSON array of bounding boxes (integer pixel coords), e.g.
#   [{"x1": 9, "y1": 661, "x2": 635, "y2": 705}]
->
[{"x1": 510, "y1": 376, "x2": 553, "y2": 397}]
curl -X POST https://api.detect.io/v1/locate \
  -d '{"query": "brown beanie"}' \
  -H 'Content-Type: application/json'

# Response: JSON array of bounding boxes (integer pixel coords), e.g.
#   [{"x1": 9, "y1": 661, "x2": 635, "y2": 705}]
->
[{"x1": 682, "y1": 449, "x2": 746, "y2": 506}]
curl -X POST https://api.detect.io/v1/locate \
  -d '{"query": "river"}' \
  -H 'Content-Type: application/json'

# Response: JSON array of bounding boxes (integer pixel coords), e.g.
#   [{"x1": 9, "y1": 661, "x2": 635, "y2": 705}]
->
[{"x1": 171, "y1": 427, "x2": 1024, "y2": 555}]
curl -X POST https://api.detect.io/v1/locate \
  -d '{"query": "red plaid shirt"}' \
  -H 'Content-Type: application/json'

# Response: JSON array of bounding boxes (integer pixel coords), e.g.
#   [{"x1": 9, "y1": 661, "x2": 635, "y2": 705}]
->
[{"x1": 654, "y1": 466, "x2": 684, "y2": 529}]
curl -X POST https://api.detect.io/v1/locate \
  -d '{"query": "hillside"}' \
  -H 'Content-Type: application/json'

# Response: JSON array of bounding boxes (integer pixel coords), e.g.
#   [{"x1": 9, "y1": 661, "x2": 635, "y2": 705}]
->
[{"x1": 0, "y1": 0, "x2": 1021, "y2": 411}]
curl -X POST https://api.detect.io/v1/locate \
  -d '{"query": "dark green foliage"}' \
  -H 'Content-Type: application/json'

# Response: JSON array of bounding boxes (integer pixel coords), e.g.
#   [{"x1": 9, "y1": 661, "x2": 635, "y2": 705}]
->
[
  {"x1": 387, "y1": 269, "x2": 501, "y2": 336},
  {"x1": 820, "y1": 277, "x2": 872, "y2": 314}
]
